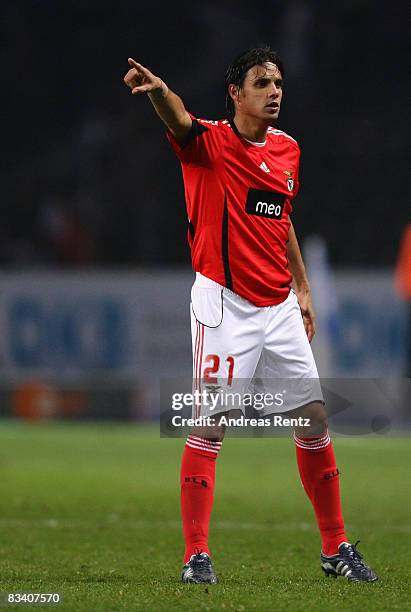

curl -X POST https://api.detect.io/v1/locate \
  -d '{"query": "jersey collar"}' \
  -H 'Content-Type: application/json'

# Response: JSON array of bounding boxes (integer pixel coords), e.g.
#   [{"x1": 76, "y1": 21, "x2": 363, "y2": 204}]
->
[{"x1": 227, "y1": 117, "x2": 267, "y2": 148}]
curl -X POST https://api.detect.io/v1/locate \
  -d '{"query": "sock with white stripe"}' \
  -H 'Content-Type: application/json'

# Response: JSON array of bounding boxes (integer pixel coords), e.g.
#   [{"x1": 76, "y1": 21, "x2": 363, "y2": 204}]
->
[
  {"x1": 294, "y1": 430, "x2": 347, "y2": 556},
  {"x1": 181, "y1": 435, "x2": 222, "y2": 564}
]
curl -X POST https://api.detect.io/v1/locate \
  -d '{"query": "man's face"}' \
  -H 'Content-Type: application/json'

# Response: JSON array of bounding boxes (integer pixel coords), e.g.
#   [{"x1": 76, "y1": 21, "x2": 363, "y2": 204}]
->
[{"x1": 232, "y1": 62, "x2": 283, "y2": 122}]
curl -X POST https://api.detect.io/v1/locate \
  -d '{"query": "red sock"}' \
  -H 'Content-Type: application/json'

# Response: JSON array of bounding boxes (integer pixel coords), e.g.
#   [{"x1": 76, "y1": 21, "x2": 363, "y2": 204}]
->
[
  {"x1": 294, "y1": 430, "x2": 347, "y2": 556},
  {"x1": 180, "y1": 435, "x2": 222, "y2": 564}
]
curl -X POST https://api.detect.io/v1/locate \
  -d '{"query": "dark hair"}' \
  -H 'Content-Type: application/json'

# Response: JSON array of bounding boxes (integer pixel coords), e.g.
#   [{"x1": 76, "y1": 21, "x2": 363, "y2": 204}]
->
[{"x1": 224, "y1": 45, "x2": 284, "y2": 116}]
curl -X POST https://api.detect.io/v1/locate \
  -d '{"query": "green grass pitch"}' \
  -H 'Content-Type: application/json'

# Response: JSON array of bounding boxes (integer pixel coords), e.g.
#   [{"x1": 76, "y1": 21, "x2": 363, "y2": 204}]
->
[{"x1": 0, "y1": 421, "x2": 410, "y2": 611}]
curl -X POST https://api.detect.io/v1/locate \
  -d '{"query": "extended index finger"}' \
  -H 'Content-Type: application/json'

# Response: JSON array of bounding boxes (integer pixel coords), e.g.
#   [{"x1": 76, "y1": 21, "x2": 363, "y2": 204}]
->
[{"x1": 128, "y1": 58, "x2": 150, "y2": 74}]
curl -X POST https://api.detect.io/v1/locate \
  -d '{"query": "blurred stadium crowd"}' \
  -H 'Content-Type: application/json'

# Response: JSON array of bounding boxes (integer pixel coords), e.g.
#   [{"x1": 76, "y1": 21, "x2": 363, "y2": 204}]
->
[{"x1": 1, "y1": 0, "x2": 409, "y2": 269}]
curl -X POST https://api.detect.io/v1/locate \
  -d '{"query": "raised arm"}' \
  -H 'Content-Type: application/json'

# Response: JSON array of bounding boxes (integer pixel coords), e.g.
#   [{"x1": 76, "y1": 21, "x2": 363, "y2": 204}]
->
[
  {"x1": 287, "y1": 222, "x2": 316, "y2": 342},
  {"x1": 123, "y1": 58, "x2": 192, "y2": 143}
]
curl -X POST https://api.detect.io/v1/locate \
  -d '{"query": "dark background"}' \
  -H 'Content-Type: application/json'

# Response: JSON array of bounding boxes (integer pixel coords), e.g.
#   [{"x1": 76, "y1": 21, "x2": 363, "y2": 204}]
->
[{"x1": 1, "y1": 0, "x2": 409, "y2": 268}]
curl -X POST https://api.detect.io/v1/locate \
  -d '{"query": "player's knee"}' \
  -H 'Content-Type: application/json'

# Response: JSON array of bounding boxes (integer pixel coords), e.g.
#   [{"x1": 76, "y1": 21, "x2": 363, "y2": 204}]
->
[
  {"x1": 294, "y1": 401, "x2": 328, "y2": 436},
  {"x1": 189, "y1": 424, "x2": 226, "y2": 442}
]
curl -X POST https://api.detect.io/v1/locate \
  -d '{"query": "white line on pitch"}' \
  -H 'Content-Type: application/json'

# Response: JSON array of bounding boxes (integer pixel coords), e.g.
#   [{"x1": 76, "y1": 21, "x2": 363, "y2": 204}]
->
[{"x1": 0, "y1": 518, "x2": 410, "y2": 533}]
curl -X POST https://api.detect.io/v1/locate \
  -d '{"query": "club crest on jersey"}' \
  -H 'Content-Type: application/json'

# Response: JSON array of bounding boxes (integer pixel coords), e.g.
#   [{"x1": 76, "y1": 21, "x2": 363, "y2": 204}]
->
[{"x1": 284, "y1": 170, "x2": 294, "y2": 192}]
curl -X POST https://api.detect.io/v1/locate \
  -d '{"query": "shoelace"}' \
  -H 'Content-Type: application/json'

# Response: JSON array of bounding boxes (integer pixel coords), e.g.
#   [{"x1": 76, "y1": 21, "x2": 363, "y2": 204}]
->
[
  {"x1": 190, "y1": 548, "x2": 212, "y2": 576},
  {"x1": 343, "y1": 540, "x2": 368, "y2": 573}
]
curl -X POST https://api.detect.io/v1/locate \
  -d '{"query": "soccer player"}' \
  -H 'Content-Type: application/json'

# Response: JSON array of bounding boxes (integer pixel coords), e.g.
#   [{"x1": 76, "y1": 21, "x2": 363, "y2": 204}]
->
[{"x1": 124, "y1": 46, "x2": 377, "y2": 584}]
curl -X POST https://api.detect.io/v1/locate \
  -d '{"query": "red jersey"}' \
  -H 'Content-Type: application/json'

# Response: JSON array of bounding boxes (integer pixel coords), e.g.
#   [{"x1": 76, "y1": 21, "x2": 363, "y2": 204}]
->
[{"x1": 167, "y1": 116, "x2": 300, "y2": 307}]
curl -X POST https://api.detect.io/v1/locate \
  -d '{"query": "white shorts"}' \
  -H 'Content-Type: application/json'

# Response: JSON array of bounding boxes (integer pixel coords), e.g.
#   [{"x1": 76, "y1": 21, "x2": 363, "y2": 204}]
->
[{"x1": 191, "y1": 273, "x2": 323, "y2": 417}]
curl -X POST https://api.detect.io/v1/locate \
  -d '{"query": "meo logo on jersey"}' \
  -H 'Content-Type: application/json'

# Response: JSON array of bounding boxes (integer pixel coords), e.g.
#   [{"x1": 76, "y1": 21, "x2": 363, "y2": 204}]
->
[{"x1": 245, "y1": 188, "x2": 286, "y2": 220}]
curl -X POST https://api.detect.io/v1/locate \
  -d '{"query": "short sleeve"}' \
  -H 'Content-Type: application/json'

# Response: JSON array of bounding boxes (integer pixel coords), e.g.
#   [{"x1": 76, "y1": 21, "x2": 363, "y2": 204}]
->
[{"x1": 166, "y1": 115, "x2": 222, "y2": 166}]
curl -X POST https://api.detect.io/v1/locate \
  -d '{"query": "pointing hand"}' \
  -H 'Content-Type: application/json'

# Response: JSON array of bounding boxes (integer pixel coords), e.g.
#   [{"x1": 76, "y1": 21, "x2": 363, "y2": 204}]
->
[{"x1": 123, "y1": 58, "x2": 166, "y2": 96}]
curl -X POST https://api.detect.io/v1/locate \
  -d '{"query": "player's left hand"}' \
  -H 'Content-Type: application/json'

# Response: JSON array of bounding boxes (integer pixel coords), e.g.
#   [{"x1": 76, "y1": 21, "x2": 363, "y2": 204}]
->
[{"x1": 295, "y1": 289, "x2": 316, "y2": 343}]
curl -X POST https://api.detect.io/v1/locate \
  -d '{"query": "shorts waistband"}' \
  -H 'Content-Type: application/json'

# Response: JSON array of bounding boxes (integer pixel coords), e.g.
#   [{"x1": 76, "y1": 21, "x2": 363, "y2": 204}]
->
[
  {"x1": 195, "y1": 272, "x2": 226, "y2": 290},
  {"x1": 194, "y1": 273, "x2": 293, "y2": 310},
  {"x1": 194, "y1": 272, "x2": 254, "y2": 305}
]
